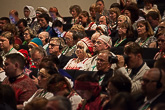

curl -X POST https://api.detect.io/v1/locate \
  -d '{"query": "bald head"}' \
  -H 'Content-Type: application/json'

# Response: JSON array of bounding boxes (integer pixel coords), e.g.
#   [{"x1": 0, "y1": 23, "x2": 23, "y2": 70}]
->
[
  {"x1": 38, "y1": 32, "x2": 49, "y2": 45},
  {"x1": 91, "y1": 32, "x2": 100, "y2": 43},
  {"x1": 141, "y1": 68, "x2": 165, "y2": 99},
  {"x1": 91, "y1": 32, "x2": 100, "y2": 52}
]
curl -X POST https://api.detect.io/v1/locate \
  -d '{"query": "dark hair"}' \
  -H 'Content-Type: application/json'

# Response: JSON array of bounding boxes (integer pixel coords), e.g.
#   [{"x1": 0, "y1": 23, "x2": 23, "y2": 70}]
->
[
  {"x1": 0, "y1": 56, "x2": 3, "y2": 68},
  {"x1": 76, "y1": 73, "x2": 97, "y2": 82},
  {"x1": 154, "y1": 58, "x2": 165, "y2": 72},
  {"x1": 146, "y1": 11, "x2": 160, "y2": 20},
  {"x1": 109, "y1": 92, "x2": 137, "y2": 110},
  {"x1": 69, "y1": 30, "x2": 86, "y2": 41},
  {"x1": 38, "y1": 13, "x2": 50, "y2": 23},
  {"x1": 108, "y1": 74, "x2": 132, "y2": 93},
  {"x1": 69, "y1": 5, "x2": 82, "y2": 16},
  {"x1": 47, "y1": 74, "x2": 72, "y2": 95},
  {"x1": 96, "y1": 0, "x2": 104, "y2": 5},
  {"x1": 110, "y1": 3, "x2": 121, "y2": 10},
  {"x1": 144, "y1": 0, "x2": 154, "y2": 5},
  {"x1": 79, "y1": 11, "x2": 90, "y2": 24},
  {"x1": 124, "y1": 5, "x2": 139, "y2": 23},
  {"x1": 39, "y1": 56, "x2": 59, "y2": 75},
  {"x1": 0, "y1": 17, "x2": 10, "y2": 24},
  {"x1": 16, "y1": 18, "x2": 27, "y2": 27},
  {"x1": 52, "y1": 20, "x2": 63, "y2": 28},
  {"x1": 5, "y1": 53, "x2": 25, "y2": 70},
  {"x1": 0, "y1": 85, "x2": 17, "y2": 110},
  {"x1": 0, "y1": 84, "x2": 17, "y2": 110},
  {"x1": 124, "y1": 42, "x2": 142, "y2": 55}
]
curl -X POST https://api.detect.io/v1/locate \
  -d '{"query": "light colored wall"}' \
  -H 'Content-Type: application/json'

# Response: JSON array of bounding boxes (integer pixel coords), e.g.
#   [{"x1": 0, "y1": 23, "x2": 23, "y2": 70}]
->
[{"x1": 0, "y1": 0, "x2": 118, "y2": 18}]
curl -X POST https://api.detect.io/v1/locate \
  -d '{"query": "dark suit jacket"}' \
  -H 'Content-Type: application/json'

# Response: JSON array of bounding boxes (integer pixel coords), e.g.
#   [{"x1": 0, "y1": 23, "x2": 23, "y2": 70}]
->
[
  {"x1": 134, "y1": 91, "x2": 165, "y2": 110},
  {"x1": 58, "y1": 54, "x2": 75, "y2": 69},
  {"x1": 92, "y1": 69, "x2": 113, "y2": 93}
]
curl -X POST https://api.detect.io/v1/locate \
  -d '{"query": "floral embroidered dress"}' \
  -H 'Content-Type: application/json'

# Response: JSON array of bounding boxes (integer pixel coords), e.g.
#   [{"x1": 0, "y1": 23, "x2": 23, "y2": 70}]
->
[{"x1": 64, "y1": 58, "x2": 89, "y2": 70}]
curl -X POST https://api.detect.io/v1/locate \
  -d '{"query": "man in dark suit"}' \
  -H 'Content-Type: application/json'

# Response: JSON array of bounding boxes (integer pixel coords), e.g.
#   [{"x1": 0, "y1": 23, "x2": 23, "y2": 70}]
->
[
  {"x1": 137, "y1": 68, "x2": 165, "y2": 110},
  {"x1": 49, "y1": 37, "x2": 73, "y2": 69}
]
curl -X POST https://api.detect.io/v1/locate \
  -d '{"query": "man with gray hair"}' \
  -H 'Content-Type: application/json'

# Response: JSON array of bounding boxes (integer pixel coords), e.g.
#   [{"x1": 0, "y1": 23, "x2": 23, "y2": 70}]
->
[
  {"x1": 46, "y1": 96, "x2": 72, "y2": 110},
  {"x1": 83, "y1": 34, "x2": 112, "y2": 71}
]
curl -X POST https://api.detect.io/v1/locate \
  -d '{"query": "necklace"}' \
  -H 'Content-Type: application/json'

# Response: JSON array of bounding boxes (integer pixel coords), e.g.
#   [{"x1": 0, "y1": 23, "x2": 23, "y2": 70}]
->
[
  {"x1": 138, "y1": 37, "x2": 150, "y2": 47},
  {"x1": 114, "y1": 38, "x2": 127, "y2": 47}
]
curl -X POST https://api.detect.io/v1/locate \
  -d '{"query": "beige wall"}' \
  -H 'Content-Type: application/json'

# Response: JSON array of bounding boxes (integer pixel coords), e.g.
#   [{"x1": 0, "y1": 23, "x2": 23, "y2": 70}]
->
[{"x1": 0, "y1": 0, "x2": 118, "y2": 18}]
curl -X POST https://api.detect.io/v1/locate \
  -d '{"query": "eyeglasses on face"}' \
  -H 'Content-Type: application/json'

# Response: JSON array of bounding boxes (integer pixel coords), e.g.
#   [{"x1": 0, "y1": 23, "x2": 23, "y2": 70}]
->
[
  {"x1": 49, "y1": 43, "x2": 59, "y2": 48},
  {"x1": 140, "y1": 78, "x2": 158, "y2": 84}
]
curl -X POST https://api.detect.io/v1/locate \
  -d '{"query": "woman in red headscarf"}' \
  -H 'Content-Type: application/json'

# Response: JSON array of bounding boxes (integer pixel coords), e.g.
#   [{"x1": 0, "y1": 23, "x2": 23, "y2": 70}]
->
[{"x1": 74, "y1": 74, "x2": 103, "y2": 110}]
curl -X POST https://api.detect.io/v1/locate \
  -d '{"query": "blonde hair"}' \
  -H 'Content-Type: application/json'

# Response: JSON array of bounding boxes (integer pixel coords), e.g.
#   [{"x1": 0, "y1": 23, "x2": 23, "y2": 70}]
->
[
  {"x1": 76, "y1": 41, "x2": 92, "y2": 58},
  {"x1": 118, "y1": 15, "x2": 132, "y2": 26}
]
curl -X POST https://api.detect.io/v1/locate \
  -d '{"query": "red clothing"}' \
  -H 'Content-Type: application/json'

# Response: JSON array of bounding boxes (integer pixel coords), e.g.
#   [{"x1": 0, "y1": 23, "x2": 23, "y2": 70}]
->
[
  {"x1": 14, "y1": 36, "x2": 22, "y2": 45},
  {"x1": 77, "y1": 96, "x2": 103, "y2": 110},
  {"x1": 2, "y1": 75, "x2": 37, "y2": 104}
]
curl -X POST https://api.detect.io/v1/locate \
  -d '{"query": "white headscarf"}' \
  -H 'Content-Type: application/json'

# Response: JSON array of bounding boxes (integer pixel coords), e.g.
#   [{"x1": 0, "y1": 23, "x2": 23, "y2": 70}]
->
[{"x1": 24, "y1": 5, "x2": 36, "y2": 18}]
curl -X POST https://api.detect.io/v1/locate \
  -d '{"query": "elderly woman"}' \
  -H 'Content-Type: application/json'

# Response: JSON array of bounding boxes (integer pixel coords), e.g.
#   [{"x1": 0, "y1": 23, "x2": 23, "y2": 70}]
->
[
  {"x1": 64, "y1": 37, "x2": 93, "y2": 70},
  {"x1": 22, "y1": 27, "x2": 35, "y2": 46},
  {"x1": 135, "y1": 20, "x2": 157, "y2": 48},
  {"x1": 69, "y1": 5, "x2": 82, "y2": 24}
]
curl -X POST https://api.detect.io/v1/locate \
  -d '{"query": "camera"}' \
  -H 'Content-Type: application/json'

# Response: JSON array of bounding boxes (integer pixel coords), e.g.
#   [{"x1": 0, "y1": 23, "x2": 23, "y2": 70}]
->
[{"x1": 108, "y1": 55, "x2": 129, "y2": 64}]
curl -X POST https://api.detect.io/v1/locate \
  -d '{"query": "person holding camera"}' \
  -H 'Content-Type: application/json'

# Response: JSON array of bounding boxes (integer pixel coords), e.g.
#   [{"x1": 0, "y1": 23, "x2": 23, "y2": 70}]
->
[
  {"x1": 116, "y1": 42, "x2": 150, "y2": 93},
  {"x1": 92, "y1": 50, "x2": 114, "y2": 93}
]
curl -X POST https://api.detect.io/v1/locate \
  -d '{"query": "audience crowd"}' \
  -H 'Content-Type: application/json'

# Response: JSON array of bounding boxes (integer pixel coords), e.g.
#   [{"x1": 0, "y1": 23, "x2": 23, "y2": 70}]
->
[{"x1": 0, "y1": 0, "x2": 165, "y2": 110}]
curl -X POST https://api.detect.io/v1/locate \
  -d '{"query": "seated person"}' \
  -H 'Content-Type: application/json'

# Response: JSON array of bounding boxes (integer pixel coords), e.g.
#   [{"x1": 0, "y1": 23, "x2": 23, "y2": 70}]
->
[
  {"x1": 64, "y1": 37, "x2": 93, "y2": 70},
  {"x1": 103, "y1": 74, "x2": 132, "y2": 109},
  {"x1": 154, "y1": 30, "x2": 165, "y2": 60},
  {"x1": 135, "y1": 20, "x2": 157, "y2": 48},
  {"x1": 116, "y1": 42, "x2": 150, "y2": 93},
  {"x1": 28, "y1": 37, "x2": 43, "y2": 52},
  {"x1": 47, "y1": 74, "x2": 82, "y2": 110},
  {"x1": 74, "y1": 74, "x2": 103, "y2": 110}
]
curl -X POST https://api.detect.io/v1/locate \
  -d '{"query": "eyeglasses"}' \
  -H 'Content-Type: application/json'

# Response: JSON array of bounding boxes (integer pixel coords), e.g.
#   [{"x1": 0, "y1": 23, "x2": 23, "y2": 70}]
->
[
  {"x1": 38, "y1": 73, "x2": 48, "y2": 79},
  {"x1": 140, "y1": 78, "x2": 158, "y2": 84},
  {"x1": 24, "y1": 33, "x2": 29, "y2": 36},
  {"x1": 96, "y1": 58, "x2": 107, "y2": 62},
  {"x1": 158, "y1": 26, "x2": 165, "y2": 29},
  {"x1": 158, "y1": 39, "x2": 165, "y2": 43},
  {"x1": 64, "y1": 37, "x2": 72, "y2": 41},
  {"x1": 32, "y1": 58, "x2": 42, "y2": 63},
  {"x1": 49, "y1": 44, "x2": 59, "y2": 48}
]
